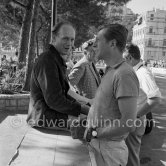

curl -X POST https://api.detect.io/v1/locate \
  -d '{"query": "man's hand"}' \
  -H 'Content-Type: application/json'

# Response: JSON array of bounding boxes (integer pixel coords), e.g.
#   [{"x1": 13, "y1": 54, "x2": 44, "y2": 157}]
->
[
  {"x1": 88, "y1": 99, "x2": 94, "y2": 106},
  {"x1": 70, "y1": 116, "x2": 87, "y2": 140},
  {"x1": 81, "y1": 104, "x2": 90, "y2": 115}
]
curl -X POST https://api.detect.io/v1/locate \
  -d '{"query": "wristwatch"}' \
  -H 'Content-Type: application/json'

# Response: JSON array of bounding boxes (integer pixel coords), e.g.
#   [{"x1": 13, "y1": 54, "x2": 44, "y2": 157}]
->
[
  {"x1": 92, "y1": 129, "x2": 98, "y2": 138},
  {"x1": 85, "y1": 127, "x2": 98, "y2": 142}
]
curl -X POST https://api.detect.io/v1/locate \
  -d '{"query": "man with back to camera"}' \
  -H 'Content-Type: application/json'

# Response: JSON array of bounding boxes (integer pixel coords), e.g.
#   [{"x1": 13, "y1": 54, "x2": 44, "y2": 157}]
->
[
  {"x1": 123, "y1": 43, "x2": 161, "y2": 166},
  {"x1": 82, "y1": 24, "x2": 140, "y2": 166},
  {"x1": 27, "y1": 21, "x2": 89, "y2": 129}
]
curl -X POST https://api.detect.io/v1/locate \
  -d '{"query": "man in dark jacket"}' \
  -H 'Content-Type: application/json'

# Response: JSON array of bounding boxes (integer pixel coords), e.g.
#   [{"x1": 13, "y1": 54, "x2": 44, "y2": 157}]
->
[{"x1": 27, "y1": 21, "x2": 89, "y2": 129}]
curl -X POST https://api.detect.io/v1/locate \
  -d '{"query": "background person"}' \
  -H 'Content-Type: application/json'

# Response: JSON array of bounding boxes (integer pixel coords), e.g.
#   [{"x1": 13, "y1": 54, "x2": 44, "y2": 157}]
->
[
  {"x1": 62, "y1": 47, "x2": 93, "y2": 106},
  {"x1": 123, "y1": 43, "x2": 161, "y2": 166},
  {"x1": 69, "y1": 39, "x2": 101, "y2": 99}
]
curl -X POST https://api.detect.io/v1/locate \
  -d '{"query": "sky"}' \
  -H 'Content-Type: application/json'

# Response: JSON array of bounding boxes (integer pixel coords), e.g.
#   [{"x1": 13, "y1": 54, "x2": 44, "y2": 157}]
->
[{"x1": 127, "y1": 0, "x2": 166, "y2": 14}]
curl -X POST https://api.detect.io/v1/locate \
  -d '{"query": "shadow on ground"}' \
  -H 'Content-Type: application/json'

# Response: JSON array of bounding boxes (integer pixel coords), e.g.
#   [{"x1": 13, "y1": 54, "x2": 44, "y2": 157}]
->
[
  {"x1": 0, "y1": 110, "x2": 27, "y2": 124},
  {"x1": 140, "y1": 98, "x2": 166, "y2": 166}
]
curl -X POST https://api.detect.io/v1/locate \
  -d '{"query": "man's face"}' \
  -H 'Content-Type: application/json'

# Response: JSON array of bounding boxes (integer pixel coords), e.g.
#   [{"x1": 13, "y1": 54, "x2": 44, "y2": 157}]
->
[
  {"x1": 93, "y1": 29, "x2": 110, "y2": 61},
  {"x1": 123, "y1": 51, "x2": 133, "y2": 66},
  {"x1": 54, "y1": 24, "x2": 75, "y2": 56},
  {"x1": 62, "y1": 51, "x2": 72, "y2": 63},
  {"x1": 86, "y1": 46, "x2": 97, "y2": 63}
]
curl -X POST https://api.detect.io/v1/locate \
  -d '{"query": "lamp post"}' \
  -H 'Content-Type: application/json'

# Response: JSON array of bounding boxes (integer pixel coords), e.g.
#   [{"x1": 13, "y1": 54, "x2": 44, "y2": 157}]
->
[{"x1": 51, "y1": 0, "x2": 57, "y2": 42}]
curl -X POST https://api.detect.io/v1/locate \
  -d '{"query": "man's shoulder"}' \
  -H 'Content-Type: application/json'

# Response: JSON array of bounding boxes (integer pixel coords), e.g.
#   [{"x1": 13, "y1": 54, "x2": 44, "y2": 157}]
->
[
  {"x1": 36, "y1": 50, "x2": 56, "y2": 64},
  {"x1": 116, "y1": 62, "x2": 135, "y2": 76},
  {"x1": 73, "y1": 58, "x2": 88, "y2": 68},
  {"x1": 136, "y1": 66, "x2": 154, "y2": 80},
  {"x1": 115, "y1": 62, "x2": 139, "y2": 85},
  {"x1": 136, "y1": 65, "x2": 150, "y2": 73}
]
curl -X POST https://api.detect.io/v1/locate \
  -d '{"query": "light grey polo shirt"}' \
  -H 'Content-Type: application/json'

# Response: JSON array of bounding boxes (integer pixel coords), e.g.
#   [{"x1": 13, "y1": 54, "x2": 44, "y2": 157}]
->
[{"x1": 87, "y1": 60, "x2": 139, "y2": 141}]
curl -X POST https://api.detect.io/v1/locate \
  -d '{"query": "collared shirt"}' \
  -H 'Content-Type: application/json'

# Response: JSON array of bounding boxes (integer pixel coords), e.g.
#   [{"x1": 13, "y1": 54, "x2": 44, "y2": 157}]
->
[
  {"x1": 133, "y1": 61, "x2": 161, "y2": 135},
  {"x1": 134, "y1": 61, "x2": 161, "y2": 108},
  {"x1": 87, "y1": 60, "x2": 139, "y2": 141}
]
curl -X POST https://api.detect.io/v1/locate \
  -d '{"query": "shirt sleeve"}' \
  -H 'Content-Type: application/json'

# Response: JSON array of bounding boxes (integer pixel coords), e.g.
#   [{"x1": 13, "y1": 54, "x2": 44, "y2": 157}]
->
[
  {"x1": 36, "y1": 58, "x2": 81, "y2": 117},
  {"x1": 115, "y1": 71, "x2": 139, "y2": 99},
  {"x1": 68, "y1": 65, "x2": 85, "y2": 86},
  {"x1": 137, "y1": 68, "x2": 161, "y2": 99}
]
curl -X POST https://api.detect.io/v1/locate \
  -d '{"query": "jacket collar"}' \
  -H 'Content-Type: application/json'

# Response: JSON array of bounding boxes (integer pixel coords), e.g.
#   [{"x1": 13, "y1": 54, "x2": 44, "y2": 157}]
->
[{"x1": 49, "y1": 44, "x2": 67, "y2": 68}]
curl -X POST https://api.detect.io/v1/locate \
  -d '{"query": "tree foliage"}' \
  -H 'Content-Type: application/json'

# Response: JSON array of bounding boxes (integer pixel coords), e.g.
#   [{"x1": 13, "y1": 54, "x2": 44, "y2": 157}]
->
[
  {"x1": 0, "y1": 0, "x2": 133, "y2": 49},
  {"x1": 106, "y1": 2, "x2": 137, "y2": 43},
  {"x1": 57, "y1": 0, "x2": 106, "y2": 47},
  {"x1": 0, "y1": 2, "x2": 23, "y2": 49},
  {"x1": 0, "y1": 0, "x2": 134, "y2": 92}
]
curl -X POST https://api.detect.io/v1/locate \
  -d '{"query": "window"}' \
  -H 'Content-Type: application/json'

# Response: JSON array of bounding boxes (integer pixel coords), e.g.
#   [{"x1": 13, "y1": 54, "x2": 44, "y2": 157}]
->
[
  {"x1": 138, "y1": 17, "x2": 142, "y2": 25},
  {"x1": 150, "y1": 14, "x2": 154, "y2": 20},
  {"x1": 147, "y1": 51, "x2": 151, "y2": 56},
  {"x1": 148, "y1": 38, "x2": 152, "y2": 46},
  {"x1": 163, "y1": 52, "x2": 166, "y2": 56},
  {"x1": 164, "y1": 27, "x2": 166, "y2": 33},
  {"x1": 149, "y1": 27, "x2": 153, "y2": 33},
  {"x1": 163, "y1": 39, "x2": 166, "y2": 46}
]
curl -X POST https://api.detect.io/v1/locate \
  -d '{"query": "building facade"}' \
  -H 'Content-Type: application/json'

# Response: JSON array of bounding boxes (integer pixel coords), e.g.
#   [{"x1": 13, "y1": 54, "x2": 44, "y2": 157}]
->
[
  {"x1": 132, "y1": 9, "x2": 166, "y2": 61},
  {"x1": 106, "y1": 1, "x2": 137, "y2": 42},
  {"x1": 106, "y1": 1, "x2": 136, "y2": 22}
]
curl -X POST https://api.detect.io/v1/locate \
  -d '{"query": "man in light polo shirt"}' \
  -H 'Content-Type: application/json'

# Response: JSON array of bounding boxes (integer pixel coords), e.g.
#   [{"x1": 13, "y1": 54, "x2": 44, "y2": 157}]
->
[
  {"x1": 123, "y1": 43, "x2": 161, "y2": 166},
  {"x1": 84, "y1": 24, "x2": 139, "y2": 166}
]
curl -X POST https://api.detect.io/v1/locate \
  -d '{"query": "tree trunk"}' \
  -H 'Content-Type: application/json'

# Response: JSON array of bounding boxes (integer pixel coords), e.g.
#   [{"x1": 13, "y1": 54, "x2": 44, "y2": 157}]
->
[
  {"x1": 22, "y1": 0, "x2": 40, "y2": 91},
  {"x1": 18, "y1": 0, "x2": 34, "y2": 65},
  {"x1": 43, "y1": 22, "x2": 51, "y2": 52}
]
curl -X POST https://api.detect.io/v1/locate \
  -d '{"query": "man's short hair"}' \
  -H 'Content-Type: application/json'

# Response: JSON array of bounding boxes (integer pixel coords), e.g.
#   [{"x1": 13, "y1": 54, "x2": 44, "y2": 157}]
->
[
  {"x1": 52, "y1": 21, "x2": 75, "y2": 36},
  {"x1": 99, "y1": 24, "x2": 128, "y2": 52},
  {"x1": 125, "y1": 43, "x2": 141, "y2": 60}
]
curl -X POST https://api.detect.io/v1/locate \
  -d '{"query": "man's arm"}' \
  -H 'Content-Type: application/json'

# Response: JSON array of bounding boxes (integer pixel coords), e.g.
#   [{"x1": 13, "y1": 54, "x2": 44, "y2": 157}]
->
[
  {"x1": 96, "y1": 97, "x2": 137, "y2": 139},
  {"x1": 137, "y1": 68, "x2": 161, "y2": 118},
  {"x1": 37, "y1": 58, "x2": 84, "y2": 117},
  {"x1": 68, "y1": 65, "x2": 85, "y2": 86},
  {"x1": 68, "y1": 88, "x2": 93, "y2": 105},
  {"x1": 137, "y1": 97, "x2": 160, "y2": 118}
]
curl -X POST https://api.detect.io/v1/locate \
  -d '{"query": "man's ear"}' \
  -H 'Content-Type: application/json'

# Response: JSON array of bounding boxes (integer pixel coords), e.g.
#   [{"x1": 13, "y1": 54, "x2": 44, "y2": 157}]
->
[
  {"x1": 52, "y1": 34, "x2": 57, "y2": 43},
  {"x1": 109, "y1": 39, "x2": 117, "y2": 48},
  {"x1": 129, "y1": 55, "x2": 132, "y2": 60}
]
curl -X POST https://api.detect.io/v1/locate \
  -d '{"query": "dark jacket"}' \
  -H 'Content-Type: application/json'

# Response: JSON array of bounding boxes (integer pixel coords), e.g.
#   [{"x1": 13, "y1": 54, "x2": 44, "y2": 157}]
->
[{"x1": 27, "y1": 45, "x2": 81, "y2": 128}]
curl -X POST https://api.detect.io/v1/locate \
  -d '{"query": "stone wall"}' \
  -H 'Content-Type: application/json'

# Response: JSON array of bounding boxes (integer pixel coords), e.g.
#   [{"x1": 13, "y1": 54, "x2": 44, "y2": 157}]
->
[{"x1": 0, "y1": 94, "x2": 30, "y2": 111}]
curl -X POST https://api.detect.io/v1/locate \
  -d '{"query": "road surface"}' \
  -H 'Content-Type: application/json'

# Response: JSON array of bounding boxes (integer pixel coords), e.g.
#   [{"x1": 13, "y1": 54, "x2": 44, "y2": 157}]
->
[{"x1": 140, "y1": 75, "x2": 166, "y2": 166}]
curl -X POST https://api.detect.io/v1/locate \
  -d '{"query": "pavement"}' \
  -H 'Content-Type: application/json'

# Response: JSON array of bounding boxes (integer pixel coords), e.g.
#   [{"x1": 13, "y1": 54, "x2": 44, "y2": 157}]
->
[
  {"x1": 140, "y1": 75, "x2": 166, "y2": 166},
  {"x1": 151, "y1": 67, "x2": 166, "y2": 77},
  {"x1": 0, "y1": 74, "x2": 166, "y2": 166}
]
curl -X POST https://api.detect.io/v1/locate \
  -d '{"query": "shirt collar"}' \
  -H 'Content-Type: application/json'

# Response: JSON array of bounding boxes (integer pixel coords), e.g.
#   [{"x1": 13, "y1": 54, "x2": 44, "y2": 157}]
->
[
  {"x1": 105, "y1": 59, "x2": 125, "y2": 73},
  {"x1": 49, "y1": 44, "x2": 67, "y2": 68},
  {"x1": 133, "y1": 61, "x2": 143, "y2": 71},
  {"x1": 107, "y1": 59, "x2": 125, "y2": 69}
]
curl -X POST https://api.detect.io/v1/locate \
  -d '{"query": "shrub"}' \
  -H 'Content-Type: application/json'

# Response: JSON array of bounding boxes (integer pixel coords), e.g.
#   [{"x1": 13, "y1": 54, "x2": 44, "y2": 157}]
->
[{"x1": 0, "y1": 66, "x2": 26, "y2": 94}]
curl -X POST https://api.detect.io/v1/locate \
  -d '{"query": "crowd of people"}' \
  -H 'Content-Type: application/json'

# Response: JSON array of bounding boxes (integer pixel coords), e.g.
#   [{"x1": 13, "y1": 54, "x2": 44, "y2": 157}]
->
[
  {"x1": 0, "y1": 53, "x2": 18, "y2": 77},
  {"x1": 146, "y1": 60, "x2": 166, "y2": 68}
]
